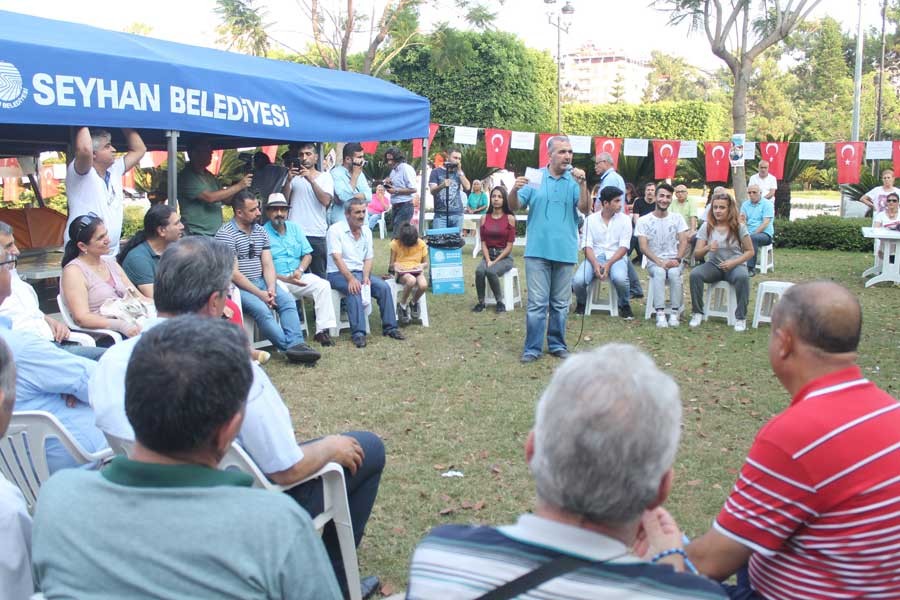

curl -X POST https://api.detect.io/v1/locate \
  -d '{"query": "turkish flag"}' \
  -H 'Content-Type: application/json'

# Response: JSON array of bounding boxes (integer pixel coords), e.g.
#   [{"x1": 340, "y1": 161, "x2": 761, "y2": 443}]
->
[
  {"x1": 759, "y1": 142, "x2": 788, "y2": 179},
  {"x1": 209, "y1": 149, "x2": 224, "y2": 176},
  {"x1": 360, "y1": 141, "x2": 379, "y2": 155},
  {"x1": 39, "y1": 166, "x2": 58, "y2": 198},
  {"x1": 892, "y1": 140, "x2": 900, "y2": 174},
  {"x1": 538, "y1": 133, "x2": 562, "y2": 168},
  {"x1": 261, "y1": 145, "x2": 279, "y2": 163},
  {"x1": 652, "y1": 140, "x2": 681, "y2": 180},
  {"x1": 704, "y1": 142, "x2": 730, "y2": 182},
  {"x1": 485, "y1": 128, "x2": 511, "y2": 168},
  {"x1": 835, "y1": 142, "x2": 864, "y2": 184},
  {"x1": 593, "y1": 137, "x2": 622, "y2": 169},
  {"x1": 428, "y1": 122, "x2": 439, "y2": 147},
  {"x1": 411, "y1": 139, "x2": 423, "y2": 158}
]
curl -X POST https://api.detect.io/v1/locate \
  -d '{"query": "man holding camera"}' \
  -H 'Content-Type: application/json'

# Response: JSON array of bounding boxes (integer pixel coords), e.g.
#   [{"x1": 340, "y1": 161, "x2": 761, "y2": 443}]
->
[
  {"x1": 330, "y1": 143, "x2": 372, "y2": 227},
  {"x1": 282, "y1": 142, "x2": 334, "y2": 279},
  {"x1": 428, "y1": 148, "x2": 470, "y2": 230},
  {"x1": 383, "y1": 147, "x2": 418, "y2": 237},
  {"x1": 178, "y1": 138, "x2": 253, "y2": 237}
]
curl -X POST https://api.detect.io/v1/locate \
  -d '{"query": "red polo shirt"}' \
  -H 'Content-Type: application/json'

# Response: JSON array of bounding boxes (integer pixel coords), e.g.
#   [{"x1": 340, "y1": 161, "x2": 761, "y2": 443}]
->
[{"x1": 715, "y1": 366, "x2": 900, "y2": 599}]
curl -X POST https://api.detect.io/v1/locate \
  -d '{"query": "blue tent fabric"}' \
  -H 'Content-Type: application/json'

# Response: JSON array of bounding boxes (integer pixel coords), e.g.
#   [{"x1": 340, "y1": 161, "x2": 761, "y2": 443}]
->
[{"x1": 0, "y1": 10, "x2": 430, "y2": 153}]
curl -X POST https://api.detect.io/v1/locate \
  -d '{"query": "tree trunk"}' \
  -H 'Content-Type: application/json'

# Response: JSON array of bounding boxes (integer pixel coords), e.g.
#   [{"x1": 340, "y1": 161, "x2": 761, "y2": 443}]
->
[
  {"x1": 730, "y1": 63, "x2": 753, "y2": 203},
  {"x1": 774, "y1": 180, "x2": 792, "y2": 219}
]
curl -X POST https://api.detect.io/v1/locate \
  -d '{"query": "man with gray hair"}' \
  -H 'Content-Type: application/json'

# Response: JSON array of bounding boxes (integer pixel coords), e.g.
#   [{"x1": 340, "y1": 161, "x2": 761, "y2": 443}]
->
[
  {"x1": 65, "y1": 126, "x2": 146, "y2": 255},
  {"x1": 594, "y1": 151, "x2": 626, "y2": 208},
  {"x1": 407, "y1": 344, "x2": 726, "y2": 599}
]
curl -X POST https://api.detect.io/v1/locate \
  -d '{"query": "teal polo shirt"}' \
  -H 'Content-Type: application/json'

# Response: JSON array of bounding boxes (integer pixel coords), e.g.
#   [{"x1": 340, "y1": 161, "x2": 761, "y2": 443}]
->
[
  {"x1": 517, "y1": 168, "x2": 581, "y2": 263},
  {"x1": 102, "y1": 455, "x2": 254, "y2": 488},
  {"x1": 264, "y1": 220, "x2": 313, "y2": 276}
]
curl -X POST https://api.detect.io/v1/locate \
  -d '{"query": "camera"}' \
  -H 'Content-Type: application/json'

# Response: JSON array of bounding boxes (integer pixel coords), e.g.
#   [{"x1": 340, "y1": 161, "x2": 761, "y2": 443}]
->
[
  {"x1": 353, "y1": 158, "x2": 367, "y2": 168},
  {"x1": 445, "y1": 161, "x2": 459, "y2": 172},
  {"x1": 288, "y1": 158, "x2": 303, "y2": 171},
  {"x1": 237, "y1": 152, "x2": 254, "y2": 175}
]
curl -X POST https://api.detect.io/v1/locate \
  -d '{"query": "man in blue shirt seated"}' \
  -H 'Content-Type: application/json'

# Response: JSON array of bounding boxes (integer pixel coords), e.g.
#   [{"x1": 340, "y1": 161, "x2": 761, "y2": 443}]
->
[
  {"x1": 406, "y1": 344, "x2": 726, "y2": 599},
  {"x1": 33, "y1": 317, "x2": 343, "y2": 600},
  {"x1": 739, "y1": 184, "x2": 775, "y2": 274}
]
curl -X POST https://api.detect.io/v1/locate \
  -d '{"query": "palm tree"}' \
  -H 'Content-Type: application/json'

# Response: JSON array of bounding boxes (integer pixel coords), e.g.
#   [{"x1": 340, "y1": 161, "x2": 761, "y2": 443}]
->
[{"x1": 215, "y1": 0, "x2": 271, "y2": 57}]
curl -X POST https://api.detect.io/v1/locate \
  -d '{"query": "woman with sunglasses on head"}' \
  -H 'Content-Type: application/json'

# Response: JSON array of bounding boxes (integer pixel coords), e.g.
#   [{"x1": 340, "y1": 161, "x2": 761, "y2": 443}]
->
[
  {"x1": 472, "y1": 186, "x2": 516, "y2": 313},
  {"x1": 61, "y1": 214, "x2": 151, "y2": 338}
]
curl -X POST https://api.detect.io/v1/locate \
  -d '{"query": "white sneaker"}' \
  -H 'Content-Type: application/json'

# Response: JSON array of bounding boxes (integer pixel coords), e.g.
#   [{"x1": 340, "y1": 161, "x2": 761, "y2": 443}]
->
[
  {"x1": 689, "y1": 314, "x2": 703, "y2": 328},
  {"x1": 656, "y1": 313, "x2": 668, "y2": 328},
  {"x1": 668, "y1": 313, "x2": 680, "y2": 327},
  {"x1": 734, "y1": 319, "x2": 747, "y2": 332}
]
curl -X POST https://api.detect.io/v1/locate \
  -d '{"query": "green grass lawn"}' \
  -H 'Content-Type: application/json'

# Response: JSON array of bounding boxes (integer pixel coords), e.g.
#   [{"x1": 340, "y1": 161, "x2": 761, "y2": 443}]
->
[{"x1": 264, "y1": 241, "x2": 899, "y2": 593}]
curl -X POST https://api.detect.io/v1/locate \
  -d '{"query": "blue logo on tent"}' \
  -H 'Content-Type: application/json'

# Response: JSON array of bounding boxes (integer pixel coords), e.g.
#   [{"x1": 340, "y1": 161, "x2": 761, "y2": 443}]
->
[{"x1": 0, "y1": 61, "x2": 28, "y2": 109}]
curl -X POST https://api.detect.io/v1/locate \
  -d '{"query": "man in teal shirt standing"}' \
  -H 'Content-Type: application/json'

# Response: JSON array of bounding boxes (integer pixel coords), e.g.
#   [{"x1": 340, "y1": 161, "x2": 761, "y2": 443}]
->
[
  {"x1": 330, "y1": 143, "x2": 372, "y2": 227},
  {"x1": 509, "y1": 136, "x2": 590, "y2": 363}
]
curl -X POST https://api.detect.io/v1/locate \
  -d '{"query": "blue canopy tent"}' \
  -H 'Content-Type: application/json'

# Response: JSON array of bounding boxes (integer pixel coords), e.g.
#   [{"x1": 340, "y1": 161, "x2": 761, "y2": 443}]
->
[{"x1": 0, "y1": 10, "x2": 431, "y2": 203}]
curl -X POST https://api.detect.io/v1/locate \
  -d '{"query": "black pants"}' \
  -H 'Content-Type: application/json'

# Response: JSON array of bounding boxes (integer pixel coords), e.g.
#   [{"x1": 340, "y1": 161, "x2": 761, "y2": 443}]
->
[{"x1": 306, "y1": 236, "x2": 328, "y2": 279}]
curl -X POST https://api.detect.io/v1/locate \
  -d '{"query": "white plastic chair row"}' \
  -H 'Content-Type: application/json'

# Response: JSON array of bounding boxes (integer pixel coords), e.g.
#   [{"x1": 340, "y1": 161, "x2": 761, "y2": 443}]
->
[{"x1": 56, "y1": 294, "x2": 123, "y2": 345}]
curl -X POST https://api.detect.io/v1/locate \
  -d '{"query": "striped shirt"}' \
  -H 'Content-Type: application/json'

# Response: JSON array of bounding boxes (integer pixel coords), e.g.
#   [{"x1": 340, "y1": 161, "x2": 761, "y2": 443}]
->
[
  {"x1": 214, "y1": 219, "x2": 271, "y2": 281},
  {"x1": 715, "y1": 366, "x2": 900, "y2": 599},
  {"x1": 407, "y1": 514, "x2": 726, "y2": 599}
]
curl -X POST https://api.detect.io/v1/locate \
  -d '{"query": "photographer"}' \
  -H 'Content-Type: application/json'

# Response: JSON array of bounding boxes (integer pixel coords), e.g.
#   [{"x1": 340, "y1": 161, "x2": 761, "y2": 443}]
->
[
  {"x1": 428, "y1": 148, "x2": 470, "y2": 229},
  {"x1": 249, "y1": 151, "x2": 288, "y2": 219},
  {"x1": 383, "y1": 147, "x2": 418, "y2": 237},
  {"x1": 178, "y1": 138, "x2": 253, "y2": 237},
  {"x1": 330, "y1": 143, "x2": 372, "y2": 227},
  {"x1": 282, "y1": 142, "x2": 334, "y2": 279}
]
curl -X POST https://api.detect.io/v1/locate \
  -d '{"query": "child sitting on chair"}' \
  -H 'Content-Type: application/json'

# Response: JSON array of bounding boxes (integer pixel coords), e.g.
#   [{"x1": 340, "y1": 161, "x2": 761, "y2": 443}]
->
[{"x1": 389, "y1": 223, "x2": 429, "y2": 325}]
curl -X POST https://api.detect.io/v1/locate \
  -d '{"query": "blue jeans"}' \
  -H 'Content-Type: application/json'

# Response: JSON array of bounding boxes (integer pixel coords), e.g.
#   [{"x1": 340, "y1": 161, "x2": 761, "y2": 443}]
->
[
  {"x1": 287, "y1": 430, "x2": 384, "y2": 596},
  {"x1": 747, "y1": 232, "x2": 772, "y2": 271},
  {"x1": 239, "y1": 277, "x2": 303, "y2": 351},
  {"x1": 392, "y1": 201, "x2": 414, "y2": 237},
  {"x1": 721, "y1": 566, "x2": 764, "y2": 599},
  {"x1": 57, "y1": 342, "x2": 106, "y2": 360},
  {"x1": 432, "y1": 213, "x2": 462, "y2": 229},
  {"x1": 572, "y1": 256, "x2": 629, "y2": 307},
  {"x1": 367, "y1": 212, "x2": 384, "y2": 231},
  {"x1": 326, "y1": 271, "x2": 398, "y2": 336},
  {"x1": 523, "y1": 257, "x2": 574, "y2": 358},
  {"x1": 627, "y1": 258, "x2": 644, "y2": 297}
]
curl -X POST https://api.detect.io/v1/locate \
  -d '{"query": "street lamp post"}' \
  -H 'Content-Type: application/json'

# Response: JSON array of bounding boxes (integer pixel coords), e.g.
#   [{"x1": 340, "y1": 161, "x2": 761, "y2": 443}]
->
[{"x1": 545, "y1": 0, "x2": 574, "y2": 133}]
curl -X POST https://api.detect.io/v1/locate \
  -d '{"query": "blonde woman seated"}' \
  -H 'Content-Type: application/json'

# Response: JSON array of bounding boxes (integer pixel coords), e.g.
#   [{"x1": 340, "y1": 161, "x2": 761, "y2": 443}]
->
[
  {"x1": 61, "y1": 214, "x2": 153, "y2": 338},
  {"x1": 688, "y1": 191, "x2": 754, "y2": 332}
]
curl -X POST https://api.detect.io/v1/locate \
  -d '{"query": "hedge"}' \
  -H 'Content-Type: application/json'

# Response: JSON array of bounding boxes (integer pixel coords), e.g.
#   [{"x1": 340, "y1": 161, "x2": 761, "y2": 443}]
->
[
  {"x1": 774, "y1": 216, "x2": 871, "y2": 252},
  {"x1": 562, "y1": 101, "x2": 728, "y2": 141}
]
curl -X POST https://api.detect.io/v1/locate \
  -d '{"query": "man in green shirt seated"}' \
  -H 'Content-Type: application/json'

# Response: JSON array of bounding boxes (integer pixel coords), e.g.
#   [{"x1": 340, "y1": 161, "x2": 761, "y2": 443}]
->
[
  {"x1": 32, "y1": 317, "x2": 342, "y2": 600},
  {"x1": 178, "y1": 138, "x2": 254, "y2": 236}
]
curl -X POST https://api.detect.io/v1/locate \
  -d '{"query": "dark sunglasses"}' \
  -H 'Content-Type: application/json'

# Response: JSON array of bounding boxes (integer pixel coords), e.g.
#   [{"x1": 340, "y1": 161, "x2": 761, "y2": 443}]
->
[
  {"x1": 242, "y1": 242, "x2": 256, "y2": 260},
  {"x1": 75, "y1": 213, "x2": 101, "y2": 240}
]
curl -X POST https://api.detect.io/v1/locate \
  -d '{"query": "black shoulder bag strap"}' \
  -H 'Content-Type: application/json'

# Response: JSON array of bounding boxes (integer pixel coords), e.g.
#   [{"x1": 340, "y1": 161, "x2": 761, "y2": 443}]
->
[{"x1": 474, "y1": 555, "x2": 592, "y2": 600}]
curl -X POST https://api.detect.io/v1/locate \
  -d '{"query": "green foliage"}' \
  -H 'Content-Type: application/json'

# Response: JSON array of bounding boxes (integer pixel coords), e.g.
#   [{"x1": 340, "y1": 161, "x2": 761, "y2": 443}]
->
[
  {"x1": 774, "y1": 216, "x2": 871, "y2": 252},
  {"x1": 121, "y1": 205, "x2": 147, "y2": 240},
  {"x1": 643, "y1": 51, "x2": 710, "y2": 102},
  {"x1": 214, "y1": 0, "x2": 270, "y2": 57},
  {"x1": 562, "y1": 101, "x2": 728, "y2": 140},
  {"x1": 457, "y1": 143, "x2": 497, "y2": 183}
]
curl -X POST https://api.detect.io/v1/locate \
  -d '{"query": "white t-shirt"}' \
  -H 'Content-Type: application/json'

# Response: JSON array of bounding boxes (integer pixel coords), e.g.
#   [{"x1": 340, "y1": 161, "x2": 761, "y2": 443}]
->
[
  {"x1": 0, "y1": 273, "x2": 53, "y2": 340},
  {"x1": 89, "y1": 318, "x2": 304, "y2": 474},
  {"x1": 748, "y1": 173, "x2": 778, "y2": 200},
  {"x1": 287, "y1": 171, "x2": 334, "y2": 238},
  {"x1": 0, "y1": 478, "x2": 32, "y2": 600},
  {"x1": 582, "y1": 211, "x2": 632, "y2": 260},
  {"x1": 865, "y1": 186, "x2": 897, "y2": 216},
  {"x1": 873, "y1": 210, "x2": 900, "y2": 255},
  {"x1": 65, "y1": 157, "x2": 126, "y2": 255},
  {"x1": 636, "y1": 212, "x2": 688, "y2": 260}
]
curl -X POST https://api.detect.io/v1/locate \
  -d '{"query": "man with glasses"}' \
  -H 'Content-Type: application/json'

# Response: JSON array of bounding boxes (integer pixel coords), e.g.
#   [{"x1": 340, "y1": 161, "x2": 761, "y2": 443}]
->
[
  {"x1": 215, "y1": 191, "x2": 321, "y2": 364},
  {"x1": 860, "y1": 168, "x2": 897, "y2": 220},
  {"x1": 739, "y1": 183, "x2": 774, "y2": 273},
  {"x1": 65, "y1": 127, "x2": 146, "y2": 255},
  {"x1": 594, "y1": 151, "x2": 625, "y2": 208}
]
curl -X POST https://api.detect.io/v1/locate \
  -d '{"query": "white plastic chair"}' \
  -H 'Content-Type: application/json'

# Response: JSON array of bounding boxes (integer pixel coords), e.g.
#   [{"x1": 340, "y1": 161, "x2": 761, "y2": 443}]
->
[
  {"x1": 752, "y1": 281, "x2": 793, "y2": 328},
  {"x1": 703, "y1": 280, "x2": 738, "y2": 325},
  {"x1": 329, "y1": 289, "x2": 371, "y2": 337},
  {"x1": 0, "y1": 411, "x2": 113, "y2": 513},
  {"x1": 386, "y1": 279, "x2": 430, "y2": 327},
  {"x1": 219, "y1": 444, "x2": 362, "y2": 600},
  {"x1": 756, "y1": 244, "x2": 774, "y2": 274},
  {"x1": 56, "y1": 294, "x2": 123, "y2": 345},
  {"x1": 484, "y1": 268, "x2": 523, "y2": 311}
]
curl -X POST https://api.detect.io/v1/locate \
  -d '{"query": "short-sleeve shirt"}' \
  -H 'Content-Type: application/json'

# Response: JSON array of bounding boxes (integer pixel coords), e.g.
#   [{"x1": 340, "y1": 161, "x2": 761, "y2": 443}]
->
[
  {"x1": 467, "y1": 192, "x2": 488, "y2": 212},
  {"x1": 516, "y1": 168, "x2": 581, "y2": 263},
  {"x1": 874, "y1": 209, "x2": 900, "y2": 228},
  {"x1": 287, "y1": 171, "x2": 334, "y2": 238},
  {"x1": 65, "y1": 157, "x2": 126, "y2": 255},
  {"x1": 748, "y1": 172, "x2": 778, "y2": 199},
  {"x1": 214, "y1": 220, "x2": 271, "y2": 281},
  {"x1": 740, "y1": 199, "x2": 775, "y2": 237},
  {"x1": 597, "y1": 169, "x2": 627, "y2": 214},
  {"x1": 582, "y1": 211, "x2": 632, "y2": 260},
  {"x1": 326, "y1": 221, "x2": 373, "y2": 273},
  {"x1": 121, "y1": 241, "x2": 161, "y2": 287},
  {"x1": 635, "y1": 212, "x2": 688, "y2": 260},
  {"x1": 388, "y1": 162, "x2": 417, "y2": 205},
  {"x1": 631, "y1": 196, "x2": 656, "y2": 218},
  {"x1": 714, "y1": 367, "x2": 900, "y2": 599},
  {"x1": 177, "y1": 168, "x2": 223, "y2": 237},
  {"x1": 389, "y1": 238, "x2": 428, "y2": 271},
  {"x1": 864, "y1": 185, "x2": 897, "y2": 215},
  {"x1": 264, "y1": 221, "x2": 312, "y2": 277},
  {"x1": 429, "y1": 167, "x2": 464, "y2": 215},
  {"x1": 669, "y1": 198, "x2": 695, "y2": 225},
  {"x1": 696, "y1": 222, "x2": 750, "y2": 263}
]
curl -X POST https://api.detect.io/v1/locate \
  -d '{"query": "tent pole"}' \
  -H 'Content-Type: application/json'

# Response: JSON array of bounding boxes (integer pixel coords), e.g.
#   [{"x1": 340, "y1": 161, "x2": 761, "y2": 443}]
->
[
  {"x1": 166, "y1": 130, "x2": 179, "y2": 208},
  {"x1": 419, "y1": 138, "x2": 429, "y2": 237}
]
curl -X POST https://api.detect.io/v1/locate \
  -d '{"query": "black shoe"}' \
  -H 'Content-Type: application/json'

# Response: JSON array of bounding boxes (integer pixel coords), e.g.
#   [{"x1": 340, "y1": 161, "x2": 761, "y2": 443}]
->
[
  {"x1": 550, "y1": 348, "x2": 570, "y2": 359},
  {"x1": 495, "y1": 301, "x2": 506, "y2": 313},
  {"x1": 284, "y1": 342, "x2": 321, "y2": 364},
  {"x1": 352, "y1": 334, "x2": 367, "y2": 348},
  {"x1": 360, "y1": 575, "x2": 381, "y2": 600},
  {"x1": 397, "y1": 303, "x2": 411, "y2": 325},
  {"x1": 749, "y1": 270, "x2": 757, "y2": 277},
  {"x1": 384, "y1": 329, "x2": 406, "y2": 340},
  {"x1": 630, "y1": 292, "x2": 644, "y2": 299},
  {"x1": 313, "y1": 331, "x2": 334, "y2": 347},
  {"x1": 620, "y1": 303, "x2": 634, "y2": 320},
  {"x1": 574, "y1": 303, "x2": 585, "y2": 315},
  {"x1": 520, "y1": 353, "x2": 539, "y2": 364},
  {"x1": 472, "y1": 302, "x2": 485, "y2": 312}
]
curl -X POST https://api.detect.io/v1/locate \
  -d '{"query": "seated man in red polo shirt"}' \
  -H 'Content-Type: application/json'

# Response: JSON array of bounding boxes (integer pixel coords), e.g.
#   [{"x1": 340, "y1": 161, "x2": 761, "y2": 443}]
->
[{"x1": 687, "y1": 280, "x2": 900, "y2": 599}]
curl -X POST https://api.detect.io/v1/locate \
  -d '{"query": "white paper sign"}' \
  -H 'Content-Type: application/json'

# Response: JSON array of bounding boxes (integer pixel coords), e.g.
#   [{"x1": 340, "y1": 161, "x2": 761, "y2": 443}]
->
[
  {"x1": 623, "y1": 138, "x2": 649, "y2": 157},
  {"x1": 510, "y1": 131, "x2": 535, "y2": 150},
  {"x1": 743, "y1": 142, "x2": 756, "y2": 161},
  {"x1": 866, "y1": 140, "x2": 892, "y2": 160},
  {"x1": 569, "y1": 135, "x2": 591, "y2": 154},
  {"x1": 453, "y1": 126, "x2": 478, "y2": 146},
  {"x1": 798, "y1": 142, "x2": 825, "y2": 161},
  {"x1": 678, "y1": 141, "x2": 698, "y2": 158},
  {"x1": 524, "y1": 167, "x2": 544, "y2": 189}
]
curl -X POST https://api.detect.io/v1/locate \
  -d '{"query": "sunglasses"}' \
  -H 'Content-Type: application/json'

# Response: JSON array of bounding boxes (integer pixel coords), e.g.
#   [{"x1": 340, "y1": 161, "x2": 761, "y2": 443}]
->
[
  {"x1": 887, "y1": 198, "x2": 899, "y2": 203},
  {"x1": 241, "y1": 242, "x2": 256, "y2": 260},
  {"x1": 74, "y1": 213, "x2": 101, "y2": 240}
]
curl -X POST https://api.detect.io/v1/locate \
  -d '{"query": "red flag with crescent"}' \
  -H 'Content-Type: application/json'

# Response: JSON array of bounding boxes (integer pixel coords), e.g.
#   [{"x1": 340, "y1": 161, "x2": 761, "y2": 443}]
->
[
  {"x1": 209, "y1": 149, "x2": 224, "y2": 176},
  {"x1": 652, "y1": 140, "x2": 681, "y2": 180},
  {"x1": 485, "y1": 128, "x2": 511, "y2": 168},
  {"x1": 704, "y1": 142, "x2": 730, "y2": 182},
  {"x1": 892, "y1": 140, "x2": 900, "y2": 174},
  {"x1": 39, "y1": 166, "x2": 58, "y2": 198},
  {"x1": 593, "y1": 137, "x2": 622, "y2": 169},
  {"x1": 835, "y1": 142, "x2": 864, "y2": 184},
  {"x1": 538, "y1": 133, "x2": 563, "y2": 168},
  {"x1": 759, "y1": 142, "x2": 788, "y2": 179},
  {"x1": 360, "y1": 141, "x2": 379, "y2": 155}
]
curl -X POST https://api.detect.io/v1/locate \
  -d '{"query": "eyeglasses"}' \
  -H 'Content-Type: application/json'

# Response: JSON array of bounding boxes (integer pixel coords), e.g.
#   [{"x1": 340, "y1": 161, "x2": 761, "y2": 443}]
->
[
  {"x1": 0, "y1": 257, "x2": 17, "y2": 270},
  {"x1": 748, "y1": 191, "x2": 760, "y2": 194},
  {"x1": 887, "y1": 198, "x2": 899, "y2": 203}
]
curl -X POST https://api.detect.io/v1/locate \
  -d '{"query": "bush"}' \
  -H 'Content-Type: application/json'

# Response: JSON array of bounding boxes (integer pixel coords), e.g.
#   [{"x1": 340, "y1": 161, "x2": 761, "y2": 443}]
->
[
  {"x1": 774, "y1": 216, "x2": 871, "y2": 252},
  {"x1": 563, "y1": 101, "x2": 728, "y2": 140}
]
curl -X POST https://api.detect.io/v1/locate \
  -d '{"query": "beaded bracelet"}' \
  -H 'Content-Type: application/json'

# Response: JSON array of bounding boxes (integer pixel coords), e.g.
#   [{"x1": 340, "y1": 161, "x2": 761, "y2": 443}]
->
[{"x1": 650, "y1": 548, "x2": 699, "y2": 574}]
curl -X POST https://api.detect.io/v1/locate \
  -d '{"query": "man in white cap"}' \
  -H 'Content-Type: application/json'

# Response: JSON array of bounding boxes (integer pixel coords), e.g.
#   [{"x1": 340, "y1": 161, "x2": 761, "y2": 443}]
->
[{"x1": 264, "y1": 193, "x2": 338, "y2": 346}]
